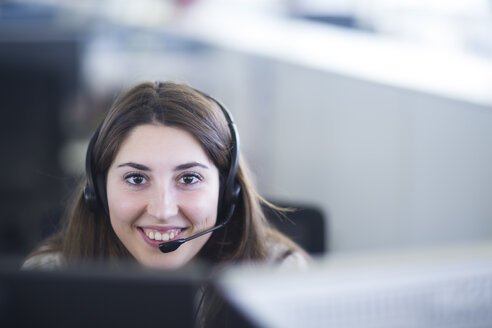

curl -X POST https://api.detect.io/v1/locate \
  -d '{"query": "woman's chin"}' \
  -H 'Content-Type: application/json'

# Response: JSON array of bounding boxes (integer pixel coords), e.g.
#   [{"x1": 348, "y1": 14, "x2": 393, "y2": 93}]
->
[{"x1": 137, "y1": 254, "x2": 187, "y2": 271}]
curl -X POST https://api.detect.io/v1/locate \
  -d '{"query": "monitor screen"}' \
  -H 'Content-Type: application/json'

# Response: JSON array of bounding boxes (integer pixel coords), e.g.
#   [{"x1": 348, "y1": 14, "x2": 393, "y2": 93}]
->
[{"x1": 0, "y1": 259, "x2": 204, "y2": 328}]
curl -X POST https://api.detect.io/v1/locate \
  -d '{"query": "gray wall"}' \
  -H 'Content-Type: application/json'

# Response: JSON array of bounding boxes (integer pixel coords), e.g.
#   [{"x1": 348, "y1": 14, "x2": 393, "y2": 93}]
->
[{"x1": 195, "y1": 51, "x2": 492, "y2": 253}]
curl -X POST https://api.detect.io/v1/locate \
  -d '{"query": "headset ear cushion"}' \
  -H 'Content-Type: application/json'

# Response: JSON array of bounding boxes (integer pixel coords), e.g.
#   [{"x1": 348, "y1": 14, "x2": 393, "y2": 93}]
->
[
  {"x1": 221, "y1": 184, "x2": 241, "y2": 224},
  {"x1": 84, "y1": 185, "x2": 98, "y2": 212},
  {"x1": 95, "y1": 174, "x2": 109, "y2": 215}
]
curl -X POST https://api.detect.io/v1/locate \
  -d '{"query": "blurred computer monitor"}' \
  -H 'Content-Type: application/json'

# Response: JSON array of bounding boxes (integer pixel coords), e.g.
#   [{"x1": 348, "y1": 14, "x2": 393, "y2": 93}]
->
[
  {"x1": 0, "y1": 259, "x2": 204, "y2": 328},
  {"x1": 216, "y1": 241, "x2": 492, "y2": 328}
]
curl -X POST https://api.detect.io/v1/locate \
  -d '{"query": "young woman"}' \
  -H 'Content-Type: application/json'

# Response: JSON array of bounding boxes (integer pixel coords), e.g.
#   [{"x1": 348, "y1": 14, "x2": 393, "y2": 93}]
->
[{"x1": 23, "y1": 81, "x2": 309, "y2": 325}]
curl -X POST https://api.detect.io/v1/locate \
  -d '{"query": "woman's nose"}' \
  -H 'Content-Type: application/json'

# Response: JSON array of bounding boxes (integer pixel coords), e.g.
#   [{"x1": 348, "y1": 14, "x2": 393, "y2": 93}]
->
[{"x1": 146, "y1": 188, "x2": 179, "y2": 220}]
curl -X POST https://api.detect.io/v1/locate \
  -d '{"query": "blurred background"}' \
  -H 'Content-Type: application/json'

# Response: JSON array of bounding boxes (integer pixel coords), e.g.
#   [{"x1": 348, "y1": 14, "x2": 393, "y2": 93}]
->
[{"x1": 1, "y1": 0, "x2": 492, "y2": 258}]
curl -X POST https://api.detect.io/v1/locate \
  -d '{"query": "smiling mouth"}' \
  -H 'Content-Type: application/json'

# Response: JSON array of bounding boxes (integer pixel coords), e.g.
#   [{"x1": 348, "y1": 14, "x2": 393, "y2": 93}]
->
[{"x1": 140, "y1": 228, "x2": 184, "y2": 242}]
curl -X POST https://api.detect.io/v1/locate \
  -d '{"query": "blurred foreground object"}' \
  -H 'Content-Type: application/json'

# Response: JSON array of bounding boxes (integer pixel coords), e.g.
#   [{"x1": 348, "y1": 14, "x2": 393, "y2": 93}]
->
[
  {"x1": 0, "y1": 259, "x2": 202, "y2": 328},
  {"x1": 217, "y1": 241, "x2": 492, "y2": 328}
]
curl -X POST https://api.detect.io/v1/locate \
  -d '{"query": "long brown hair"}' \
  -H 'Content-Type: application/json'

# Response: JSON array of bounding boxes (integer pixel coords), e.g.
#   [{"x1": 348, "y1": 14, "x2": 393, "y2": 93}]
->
[{"x1": 30, "y1": 81, "x2": 299, "y2": 266}]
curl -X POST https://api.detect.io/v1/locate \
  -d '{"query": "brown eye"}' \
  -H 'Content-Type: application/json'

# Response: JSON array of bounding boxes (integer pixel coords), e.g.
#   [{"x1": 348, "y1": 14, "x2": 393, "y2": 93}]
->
[
  {"x1": 125, "y1": 174, "x2": 147, "y2": 185},
  {"x1": 179, "y1": 174, "x2": 201, "y2": 185}
]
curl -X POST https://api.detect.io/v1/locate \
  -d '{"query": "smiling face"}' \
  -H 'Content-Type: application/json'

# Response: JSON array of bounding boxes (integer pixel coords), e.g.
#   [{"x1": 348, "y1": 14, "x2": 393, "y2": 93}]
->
[{"x1": 106, "y1": 124, "x2": 220, "y2": 270}]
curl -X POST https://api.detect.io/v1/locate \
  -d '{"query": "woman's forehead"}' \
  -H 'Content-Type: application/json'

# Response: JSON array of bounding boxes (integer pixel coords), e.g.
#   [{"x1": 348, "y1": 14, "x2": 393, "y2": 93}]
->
[{"x1": 112, "y1": 124, "x2": 215, "y2": 169}]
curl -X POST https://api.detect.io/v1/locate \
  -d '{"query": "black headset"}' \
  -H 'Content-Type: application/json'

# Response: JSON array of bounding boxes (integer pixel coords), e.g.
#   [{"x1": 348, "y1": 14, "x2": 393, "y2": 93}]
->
[
  {"x1": 83, "y1": 89, "x2": 241, "y2": 252},
  {"x1": 83, "y1": 123, "x2": 106, "y2": 213}
]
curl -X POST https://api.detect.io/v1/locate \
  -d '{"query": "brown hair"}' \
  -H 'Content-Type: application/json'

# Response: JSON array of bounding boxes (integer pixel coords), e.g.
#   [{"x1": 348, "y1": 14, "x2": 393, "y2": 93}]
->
[{"x1": 29, "y1": 81, "x2": 302, "y2": 267}]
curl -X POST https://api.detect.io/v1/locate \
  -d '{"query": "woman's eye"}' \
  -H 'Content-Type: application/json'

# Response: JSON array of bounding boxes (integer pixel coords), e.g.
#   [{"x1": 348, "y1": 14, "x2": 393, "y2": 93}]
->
[
  {"x1": 179, "y1": 174, "x2": 201, "y2": 185},
  {"x1": 125, "y1": 174, "x2": 147, "y2": 185}
]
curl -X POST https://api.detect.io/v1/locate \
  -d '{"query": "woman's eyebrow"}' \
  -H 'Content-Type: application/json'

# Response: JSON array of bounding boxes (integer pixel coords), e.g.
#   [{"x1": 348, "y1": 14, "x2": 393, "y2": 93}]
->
[
  {"x1": 174, "y1": 162, "x2": 209, "y2": 171},
  {"x1": 117, "y1": 162, "x2": 150, "y2": 171}
]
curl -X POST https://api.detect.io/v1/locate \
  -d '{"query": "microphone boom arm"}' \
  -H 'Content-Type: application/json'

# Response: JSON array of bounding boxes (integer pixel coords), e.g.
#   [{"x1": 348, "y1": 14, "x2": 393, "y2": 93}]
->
[{"x1": 158, "y1": 202, "x2": 237, "y2": 253}]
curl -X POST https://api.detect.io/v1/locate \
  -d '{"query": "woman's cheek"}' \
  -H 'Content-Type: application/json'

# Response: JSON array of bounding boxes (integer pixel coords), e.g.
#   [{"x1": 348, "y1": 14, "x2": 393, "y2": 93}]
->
[
  {"x1": 109, "y1": 189, "x2": 144, "y2": 223},
  {"x1": 182, "y1": 189, "x2": 219, "y2": 226}
]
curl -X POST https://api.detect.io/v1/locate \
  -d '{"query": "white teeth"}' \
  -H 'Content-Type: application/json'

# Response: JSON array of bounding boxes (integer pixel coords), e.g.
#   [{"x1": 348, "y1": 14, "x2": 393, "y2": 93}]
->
[{"x1": 145, "y1": 229, "x2": 179, "y2": 241}]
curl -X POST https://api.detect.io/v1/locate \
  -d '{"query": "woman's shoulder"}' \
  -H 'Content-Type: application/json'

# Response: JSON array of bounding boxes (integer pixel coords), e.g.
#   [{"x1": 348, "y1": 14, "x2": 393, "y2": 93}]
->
[
  {"x1": 21, "y1": 248, "x2": 63, "y2": 270},
  {"x1": 264, "y1": 230, "x2": 311, "y2": 269}
]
